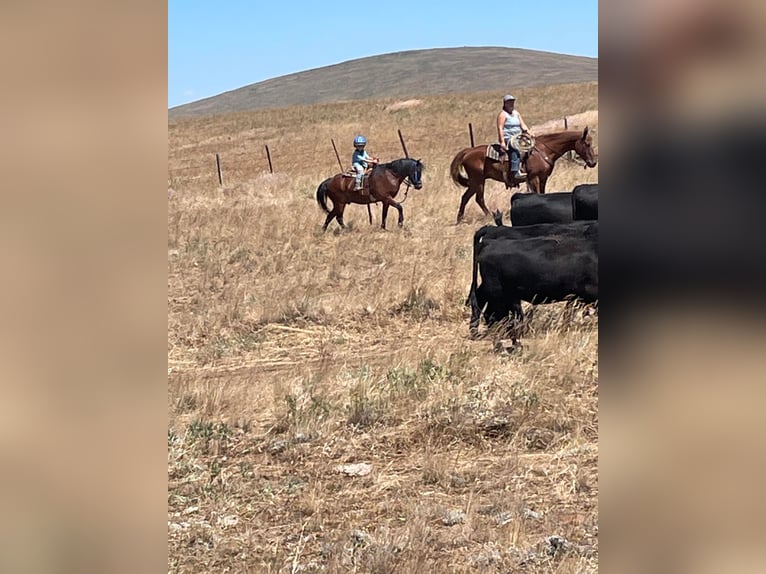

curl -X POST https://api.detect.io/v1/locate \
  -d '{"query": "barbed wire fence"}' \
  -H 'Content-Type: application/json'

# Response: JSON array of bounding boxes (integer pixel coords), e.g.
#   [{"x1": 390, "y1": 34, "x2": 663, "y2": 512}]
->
[
  {"x1": 168, "y1": 147, "x2": 278, "y2": 189},
  {"x1": 168, "y1": 117, "x2": 587, "y2": 189}
]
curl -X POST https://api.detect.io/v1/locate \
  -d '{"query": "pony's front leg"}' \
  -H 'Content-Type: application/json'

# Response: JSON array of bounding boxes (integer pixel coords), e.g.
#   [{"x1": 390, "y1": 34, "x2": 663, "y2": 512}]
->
[
  {"x1": 381, "y1": 203, "x2": 389, "y2": 229},
  {"x1": 379, "y1": 199, "x2": 403, "y2": 229}
]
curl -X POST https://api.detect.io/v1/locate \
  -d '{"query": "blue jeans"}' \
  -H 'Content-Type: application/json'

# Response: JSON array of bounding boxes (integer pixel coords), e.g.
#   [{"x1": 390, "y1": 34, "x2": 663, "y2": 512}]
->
[{"x1": 506, "y1": 142, "x2": 521, "y2": 172}]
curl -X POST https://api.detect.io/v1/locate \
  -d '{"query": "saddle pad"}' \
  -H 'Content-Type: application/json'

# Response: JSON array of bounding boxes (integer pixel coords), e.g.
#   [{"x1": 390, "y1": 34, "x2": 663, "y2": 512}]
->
[
  {"x1": 342, "y1": 169, "x2": 372, "y2": 177},
  {"x1": 486, "y1": 143, "x2": 507, "y2": 161}
]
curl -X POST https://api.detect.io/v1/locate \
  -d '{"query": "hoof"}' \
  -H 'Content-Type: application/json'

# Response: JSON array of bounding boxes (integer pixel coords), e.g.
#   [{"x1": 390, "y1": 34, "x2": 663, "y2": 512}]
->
[{"x1": 493, "y1": 339, "x2": 522, "y2": 353}]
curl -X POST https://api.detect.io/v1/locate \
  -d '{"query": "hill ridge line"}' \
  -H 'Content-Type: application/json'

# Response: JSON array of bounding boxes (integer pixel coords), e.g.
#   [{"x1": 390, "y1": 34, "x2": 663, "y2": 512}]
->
[{"x1": 170, "y1": 46, "x2": 597, "y2": 119}]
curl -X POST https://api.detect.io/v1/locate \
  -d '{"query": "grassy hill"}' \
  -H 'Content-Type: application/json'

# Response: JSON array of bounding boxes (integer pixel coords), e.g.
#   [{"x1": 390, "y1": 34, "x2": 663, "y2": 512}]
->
[
  {"x1": 168, "y1": 82, "x2": 598, "y2": 572},
  {"x1": 169, "y1": 47, "x2": 598, "y2": 118}
]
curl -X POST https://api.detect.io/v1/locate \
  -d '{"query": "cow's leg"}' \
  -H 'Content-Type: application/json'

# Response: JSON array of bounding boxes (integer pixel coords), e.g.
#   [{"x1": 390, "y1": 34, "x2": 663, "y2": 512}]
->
[
  {"x1": 487, "y1": 303, "x2": 513, "y2": 351},
  {"x1": 507, "y1": 300, "x2": 525, "y2": 348},
  {"x1": 477, "y1": 272, "x2": 515, "y2": 346},
  {"x1": 469, "y1": 284, "x2": 486, "y2": 339}
]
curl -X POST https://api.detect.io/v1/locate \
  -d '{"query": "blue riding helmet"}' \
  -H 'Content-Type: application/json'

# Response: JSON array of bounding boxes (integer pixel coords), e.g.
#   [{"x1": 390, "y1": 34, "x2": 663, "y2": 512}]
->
[{"x1": 353, "y1": 135, "x2": 367, "y2": 146}]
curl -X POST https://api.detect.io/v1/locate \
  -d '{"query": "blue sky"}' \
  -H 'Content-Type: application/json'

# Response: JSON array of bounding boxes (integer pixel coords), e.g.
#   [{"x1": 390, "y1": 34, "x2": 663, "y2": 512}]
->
[{"x1": 169, "y1": 0, "x2": 598, "y2": 108}]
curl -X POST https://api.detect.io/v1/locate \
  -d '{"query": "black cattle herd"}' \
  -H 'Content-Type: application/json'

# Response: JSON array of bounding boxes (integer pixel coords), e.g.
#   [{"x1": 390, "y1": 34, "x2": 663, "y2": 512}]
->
[{"x1": 468, "y1": 183, "x2": 599, "y2": 350}]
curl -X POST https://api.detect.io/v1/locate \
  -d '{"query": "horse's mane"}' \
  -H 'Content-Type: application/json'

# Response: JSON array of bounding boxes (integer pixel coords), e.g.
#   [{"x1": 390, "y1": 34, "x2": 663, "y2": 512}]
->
[
  {"x1": 374, "y1": 157, "x2": 422, "y2": 177},
  {"x1": 536, "y1": 130, "x2": 583, "y2": 141}
]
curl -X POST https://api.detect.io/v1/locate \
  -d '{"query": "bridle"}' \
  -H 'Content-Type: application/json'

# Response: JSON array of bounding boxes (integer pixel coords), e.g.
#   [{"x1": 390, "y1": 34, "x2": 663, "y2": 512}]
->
[{"x1": 531, "y1": 136, "x2": 593, "y2": 168}]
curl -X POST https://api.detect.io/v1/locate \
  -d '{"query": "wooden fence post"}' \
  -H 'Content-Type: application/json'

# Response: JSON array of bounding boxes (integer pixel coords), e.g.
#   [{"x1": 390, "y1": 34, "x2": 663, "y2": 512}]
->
[
  {"x1": 265, "y1": 144, "x2": 273, "y2": 173},
  {"x1": 215, "y1": 153, "x2": 223, "y2": 185},
  {"x1": 397, "y1": 129, "x2": 410, "y2": 158}
]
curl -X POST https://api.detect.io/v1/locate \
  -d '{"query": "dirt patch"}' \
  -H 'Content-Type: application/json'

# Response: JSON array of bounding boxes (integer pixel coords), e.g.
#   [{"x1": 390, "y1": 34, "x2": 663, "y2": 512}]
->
[
  {"x1": 531, "y1": 109, "x2": 598, "y2": 134},
  {"x1": 385, "y1": 99, "x2": 422, "y2": 112}
]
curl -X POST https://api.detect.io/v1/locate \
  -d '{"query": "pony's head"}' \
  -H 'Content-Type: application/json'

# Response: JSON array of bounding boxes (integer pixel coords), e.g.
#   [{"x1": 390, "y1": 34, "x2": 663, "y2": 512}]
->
[
  {"x1": 383, "y1": 158, "x2": 424, "y2": 189},
  {"x1": 408, "y1": 159, "x2": 424, "y2": 189},
  {"x1": 574, "y1": 126, "x2": 598, "y2": 168}
]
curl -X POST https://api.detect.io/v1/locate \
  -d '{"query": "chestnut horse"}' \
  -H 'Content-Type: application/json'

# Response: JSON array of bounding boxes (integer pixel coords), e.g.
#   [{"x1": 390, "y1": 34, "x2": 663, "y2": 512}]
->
[
  {"x1": 316, "y1": 158, "x2": 424, "y2": 231},
  {"x1": 449, "y1": 127, "x2": 597, "y2": 223}
]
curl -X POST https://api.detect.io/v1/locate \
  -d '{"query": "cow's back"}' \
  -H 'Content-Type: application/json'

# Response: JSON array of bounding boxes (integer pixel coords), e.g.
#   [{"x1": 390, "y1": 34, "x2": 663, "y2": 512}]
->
[
  {"x1": 478, "y1": 230, "x2": 599, "y2": 304},
  {"x1": 572, "y1": 184, "x2": 598, "y2": 221},
  {"x1": 510, "y1": 192, "x2": 573, "y2": 226}
]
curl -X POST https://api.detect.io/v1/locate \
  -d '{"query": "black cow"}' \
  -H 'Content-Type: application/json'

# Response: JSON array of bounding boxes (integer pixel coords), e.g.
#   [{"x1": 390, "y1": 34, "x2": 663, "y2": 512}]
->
[
  {"x1": 469, "y1": 224, "x2": 598, "y2": 346},
  {"x1": 468, "y1": 218, "x2": 598, "y2": 308},
  {"x1": 572, "y1": 184, "x2": 598, "y2": 220},
  {"x1": 510, "y1": 192, "x2": 573, "y2": 226}
]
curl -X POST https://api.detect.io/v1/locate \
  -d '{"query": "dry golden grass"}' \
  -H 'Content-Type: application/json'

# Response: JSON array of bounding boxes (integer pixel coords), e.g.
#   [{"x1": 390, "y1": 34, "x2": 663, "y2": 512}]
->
[{"x1": 168, "y1": 81, "x2": 599, "y2": 573}]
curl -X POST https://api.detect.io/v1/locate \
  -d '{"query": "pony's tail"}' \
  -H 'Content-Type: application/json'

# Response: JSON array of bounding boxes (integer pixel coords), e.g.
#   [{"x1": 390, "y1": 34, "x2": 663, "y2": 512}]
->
[
  {"x1": 449, "y1": 148, "x2": 471, "y2": 187},
  {"x1": 316, "y1": 178, "x2": 331, "y2": 213}
]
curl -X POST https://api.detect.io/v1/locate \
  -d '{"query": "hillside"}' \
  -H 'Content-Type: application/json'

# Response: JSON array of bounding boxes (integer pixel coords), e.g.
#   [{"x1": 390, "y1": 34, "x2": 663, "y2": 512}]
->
[{"x1": 169, "y1": 46, "x2": 597, "y2": 118}]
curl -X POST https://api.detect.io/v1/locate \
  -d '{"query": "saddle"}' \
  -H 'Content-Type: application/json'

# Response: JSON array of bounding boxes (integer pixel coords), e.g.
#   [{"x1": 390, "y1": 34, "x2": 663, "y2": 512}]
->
[
  {"x1": 341, "y1": 167, "x2": 374, "y2": 178},
  {"x1": 487, "y1": 143, "x2": 529, "y2": 188},
  {"x1": 341, "y1": 168, "x2": 373, "y2": 194}
]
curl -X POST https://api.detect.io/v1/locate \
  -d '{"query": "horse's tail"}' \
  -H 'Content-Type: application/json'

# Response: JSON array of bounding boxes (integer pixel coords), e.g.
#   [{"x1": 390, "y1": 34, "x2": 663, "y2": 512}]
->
[
  {"x1": 449, "y1": 148, "x2": 471, "y2": 187},
  {"x1": 316, "y1": 178, "x2": 331, "y2": 213}
]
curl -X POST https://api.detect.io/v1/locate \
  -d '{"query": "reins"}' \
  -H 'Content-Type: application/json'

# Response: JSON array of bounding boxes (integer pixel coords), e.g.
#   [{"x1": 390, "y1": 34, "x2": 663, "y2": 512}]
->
[
  {"x1": 399, "y1": 180, "x2": 413, "y2": 203},
  {"x1": 531, "y1": 135, "x2": 580, "y2": 168}
]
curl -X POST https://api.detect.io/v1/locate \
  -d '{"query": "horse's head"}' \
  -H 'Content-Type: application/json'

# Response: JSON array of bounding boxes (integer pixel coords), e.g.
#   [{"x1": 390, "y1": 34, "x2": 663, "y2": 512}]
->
[
  {"x1": 574, "y1": 126, "x2": 598, "y2": 168},
  {"x1": 407, "y1": 159, "x2": 424, "y2": 189}
]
